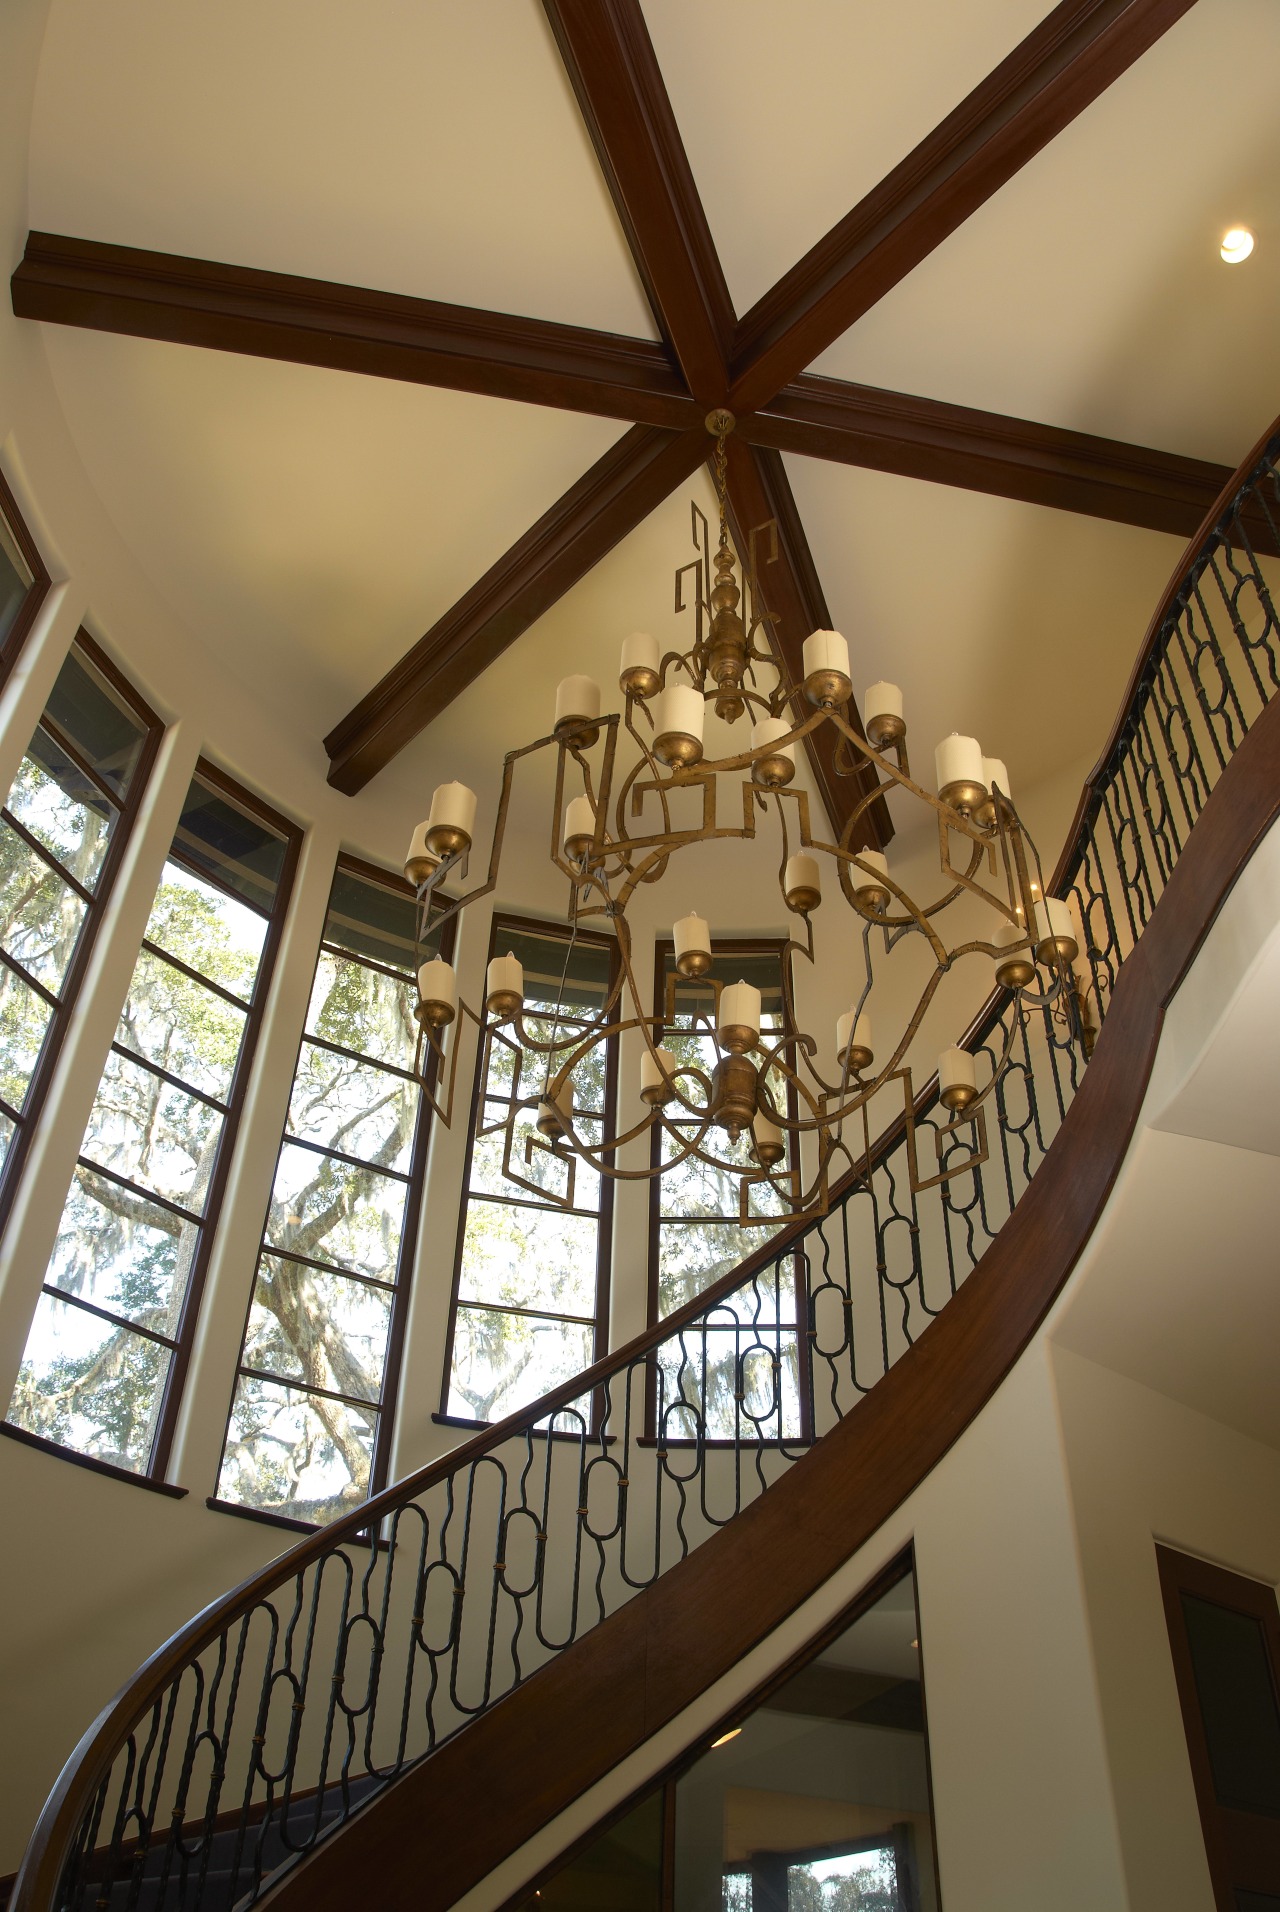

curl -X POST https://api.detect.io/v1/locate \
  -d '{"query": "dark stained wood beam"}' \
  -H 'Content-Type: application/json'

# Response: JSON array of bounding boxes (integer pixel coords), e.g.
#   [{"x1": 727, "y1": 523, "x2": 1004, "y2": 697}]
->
[
  {"x1": 542, "y1": 0, "x2": 734, "y2": 406},
  {"x1": 729, "y1": 0, "x2": 1201, "y2": 412},
  {"x1": 721, "y1": 439, "x2": 891, "y2": 851},
  {"x1": 324, "y1": 424, "x2": 707, "y2": 793},
  {"x1": 11, "y1": 231, "x2": 698, "y2": 430},
  {"x1": 744, "y1": 373, "x2": 1239, "y2": 542}
]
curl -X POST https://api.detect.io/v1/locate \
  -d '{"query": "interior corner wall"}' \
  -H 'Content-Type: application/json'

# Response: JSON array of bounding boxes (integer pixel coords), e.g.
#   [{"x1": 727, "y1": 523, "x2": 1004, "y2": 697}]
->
[{"x1": 1051, "y1": 1342, "x2": 1280, "y2": 1912}]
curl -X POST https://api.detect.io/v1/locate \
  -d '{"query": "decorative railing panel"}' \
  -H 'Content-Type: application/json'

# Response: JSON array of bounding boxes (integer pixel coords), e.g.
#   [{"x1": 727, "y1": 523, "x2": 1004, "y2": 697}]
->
[{"x1": 12, "y1": 425, "x2": 1280, "y2": 1912}]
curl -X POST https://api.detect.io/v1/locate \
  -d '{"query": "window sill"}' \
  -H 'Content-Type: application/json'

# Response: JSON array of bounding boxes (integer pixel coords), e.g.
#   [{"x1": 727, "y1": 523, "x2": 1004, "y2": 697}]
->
[
  {"x1": 635, "y1": 1435, "x2": 812, "y2": 1450},
  {"x1": 205, "y1": 1496, "x2": 384, "y2": 1549},
  {"x1": 0, "y1": 1420, "x2": 188, "y2": 1497},
  {"x1": 432, "y1": 1412, "x2": 614, "y2": 1446}
]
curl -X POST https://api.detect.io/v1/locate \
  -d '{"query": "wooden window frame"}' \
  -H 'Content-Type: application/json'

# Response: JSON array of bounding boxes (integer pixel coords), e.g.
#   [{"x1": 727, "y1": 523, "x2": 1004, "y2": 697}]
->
[
  {"x1": 646, "y1": 934, "x2": 811, "y2": 1447},
  {"x1": 437, "y1": 910, "x2": 619, "y2": 1430},
  {"x1": 0, "y1": 468, "x2": 52, "y2": 686},
  {"x1": 0, "y1": 631, "x2": 164, "y2": 1244},
  {"x1": 1157, "y1": 1543, "x2": 1280, "y2": 1909},
  {"x1": 215, "y1": 851, "x2": 455, "y2": 1525}
]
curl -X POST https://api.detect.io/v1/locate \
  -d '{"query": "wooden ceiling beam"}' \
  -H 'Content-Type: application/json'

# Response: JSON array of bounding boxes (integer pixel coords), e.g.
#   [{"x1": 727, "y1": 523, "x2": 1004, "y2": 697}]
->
[
  {"x1": 324, "y1": 424, "x2": 707, "y2": 794},
  {"x1": 721, "y1": 439, "x2": 891, "y2": 852},
  {"x1": 542, "y1": 0, "x2": 735, "y2": 405},
  {"x1": 743, "y1": 373, "x2": 1235, "y2": 541},
  {"x1": 728, "y1": 0, "x2": 1200, "y2": 412},
  {"x1": 11, "y1": 231, "x2": 698, "y2": 430}
]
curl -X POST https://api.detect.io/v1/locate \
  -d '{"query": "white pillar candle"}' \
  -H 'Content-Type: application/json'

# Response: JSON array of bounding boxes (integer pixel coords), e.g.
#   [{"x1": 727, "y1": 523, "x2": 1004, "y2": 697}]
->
[
  {"x1": 563, "y1": 794, "x2": 596, "y2": 855},
  {"x1": 856, "y1": 850, "x2": 888, "y2": 883},
  {"x1": 486, "y1": 952, "x2": 524, "y2": 1009},
  {"x1": 1034, "y1": 896, "x2": 1078, "y2": 962},
  {"x1": 992, "y1": 918, "x2": 1034, "y2": 990},
  {"x1": 404, "y1": 821, "x2": 439, "y2": 883},
  {"x1": 784, "y1": 852, "x2": 821, "y2": 909},
  {"x1": 836, "y1": 1010, "x2": 872, "y2": 1065},
  {"x1": 864, "y1": 681, "x2": 903, "y2": 724},
  {"x1": 802, "y1": 629, "x2": 850, "y2": 679},
  {"x1": 938, "y1": 1046, "x2": 977, "y2": 1096},
  {"x1": 674, "y1": 912, "x2": 710, "y2": 966},
  {"x1": 751, "y1": 716, "x2": 796, "y2": 767},
  {"x1": 417, "y1": 957, "x2": 456, "y2": 1012},
  {"x1": 934, "y1": 734, "x2": 985, "y2": 794},
  {"x1": 718, "y1": 981, "x2": 761, "y2": 1040},
  {"x1": 751, "y1": 1109, "x2": 785, "y2": 1165},
  {"x1": 554, "y1": 674, "x2": 601, "y2": 731},
  {"x1": 619, "y1": 631, "x2": 660, "y2": 691},
  {"x1": 427, "y1": 780, "x2": 477, "y2": 841},
  {"x1": 654, "y1": 684, "x2": 705, "y2": 752},
  {"x1": 639, "y1": 1044, "x2": 677, "y2": 1104},
  {"x1": 982, "y1": 756, "x2": 1011, "y2": 799}
]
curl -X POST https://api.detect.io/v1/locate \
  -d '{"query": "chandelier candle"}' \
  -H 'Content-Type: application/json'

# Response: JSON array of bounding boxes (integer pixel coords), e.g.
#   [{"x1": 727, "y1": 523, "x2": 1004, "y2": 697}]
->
[
  {"x1": 1034, "y1": 896, "x2": 1078, "y2": 966},
  {"x1": 417, "y1": 957, "x2": 456, "y2": 1026},
  {"x1": 619, "y1": 631, "x2": 661, "y2": 700},
  {"x1": 640, "y1": 1044, "x2": 677, "y2": 1106},
  {"x1": 801, "y1": 628, "x2": 851, "y2": 708},
  {"x1": 404, "y1": 821, "x2": 440, "y2": 886},
  {"x1": 563, "y1": 795, "x2": 595, "y2": 860},
  {"x1": 718, "y1": 981, "x2": 762, "y2": 1053},
  {"x1": 654, "y1": 685, "x2": 705, "y2": 767},
  {"x1": 554, "y1": 674, "x2": 602, "y2": 741},
  {"x1": 426, "y1": 780, "x2": 477, "y2": 858},
  {"x1": 853, "y1": 850, "x2": 890, "y2": 914},
  {"x1": 837, "y1": 1010, "x2": 873, "y2": 1072},
  {"x1": 978, "y1": 756, "x2": 1011, "y2": 828},
  {"x1": 938, "y1": 1046, "x2": 978, "y2": 1111},
  {"x1": 486, "y1": 952, "x2": 524, "y2": 1020},
  {"x1": 784, "y1": 852, "x2": 822, "y2": 912},
  {"x1": 863, "y1": 680, "x2": 905, "y2": 748},
  {"x1": 993, "y1": 919, "x2": 1035, "y2": 991},
  {"x1": 935, "y1": 734, "x2": 986, "y2": 813},
  {"x1": 752, "y1": 1109, "x2": 785, "y2": 1168},
  {"x1": 674, "y1": 912, "x2": 712, "y2": 978},
  {"x1": 751, "y1": 716, "x2": 796, "y2": 787}
]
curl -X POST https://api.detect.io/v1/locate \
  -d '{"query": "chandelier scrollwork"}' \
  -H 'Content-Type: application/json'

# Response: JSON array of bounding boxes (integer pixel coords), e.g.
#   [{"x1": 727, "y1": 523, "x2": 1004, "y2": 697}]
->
[{"x1": 401, "y1": 411, "x2": 1089, "y2": 1220}]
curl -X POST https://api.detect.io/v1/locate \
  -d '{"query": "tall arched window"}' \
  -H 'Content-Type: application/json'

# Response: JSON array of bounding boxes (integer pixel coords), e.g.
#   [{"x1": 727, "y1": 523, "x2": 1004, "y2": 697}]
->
[
  {"x1": 215, "y1": 856, "x2": 451, "y2": 1528},
  {"x1": 6, "y1": 763, "x2": 298, "y2": 1481},
  {"x1": 0, "y1": 632, "x2": 161, "y2": 1234}
]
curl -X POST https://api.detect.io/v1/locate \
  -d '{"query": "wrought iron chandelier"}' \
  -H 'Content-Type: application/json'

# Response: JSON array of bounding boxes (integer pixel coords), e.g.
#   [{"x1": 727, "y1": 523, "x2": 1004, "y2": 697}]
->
[{"x1": 401, "y1": 411, "x2": 1085, "y2": 1220}]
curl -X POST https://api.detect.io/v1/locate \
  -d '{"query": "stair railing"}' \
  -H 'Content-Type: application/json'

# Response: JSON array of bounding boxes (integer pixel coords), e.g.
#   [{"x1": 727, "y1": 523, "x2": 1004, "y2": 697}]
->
[{"x1": 11, "y1": 419, "x2": 1280, "y2": 1912}]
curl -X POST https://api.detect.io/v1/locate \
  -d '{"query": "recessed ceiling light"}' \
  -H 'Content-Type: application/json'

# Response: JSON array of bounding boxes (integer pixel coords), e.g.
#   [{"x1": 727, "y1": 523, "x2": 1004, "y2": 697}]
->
[
  {"x1": 1221, "y1": 227, "x2": 1255, "y2": 265},
  {"x1": 712, "y1": 1727, "x2": 742, "y2": 1748}
]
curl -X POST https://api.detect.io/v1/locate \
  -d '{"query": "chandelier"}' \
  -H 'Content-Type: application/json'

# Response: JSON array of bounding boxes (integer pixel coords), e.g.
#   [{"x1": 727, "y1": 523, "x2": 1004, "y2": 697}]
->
[{"x1": 400, "y1": 411, "x2": 1085, "y2": 1221}]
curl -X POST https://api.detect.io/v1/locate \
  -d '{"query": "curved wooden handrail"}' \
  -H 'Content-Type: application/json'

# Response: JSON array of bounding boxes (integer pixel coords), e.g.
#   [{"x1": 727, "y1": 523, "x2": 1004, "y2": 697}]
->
[
  {"x1": 11, "y1": 409, "x2": 1280, "y2": 1912},
  {"x1": 265, "y1": 676, "x2": 1280, "y2": 1912}
]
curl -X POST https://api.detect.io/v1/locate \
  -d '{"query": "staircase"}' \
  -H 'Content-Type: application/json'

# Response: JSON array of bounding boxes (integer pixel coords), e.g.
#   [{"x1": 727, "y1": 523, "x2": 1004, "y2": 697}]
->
[{"x1": 10, "y1": 418, "x2": 1280, "y2": 1912}]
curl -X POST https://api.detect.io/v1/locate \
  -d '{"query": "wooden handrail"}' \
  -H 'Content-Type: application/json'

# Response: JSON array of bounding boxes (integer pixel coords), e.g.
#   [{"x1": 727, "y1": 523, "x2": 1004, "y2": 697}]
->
[{"x1": 11, "y1": 410, "x2": 1280, "y2": 1912}]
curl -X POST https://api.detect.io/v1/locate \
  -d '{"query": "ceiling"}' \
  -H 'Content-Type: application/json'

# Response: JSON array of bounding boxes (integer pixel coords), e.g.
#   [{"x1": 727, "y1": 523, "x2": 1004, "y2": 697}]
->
[{"x1": 15, "y1": 0, "x2": 1280, "y2": 851}]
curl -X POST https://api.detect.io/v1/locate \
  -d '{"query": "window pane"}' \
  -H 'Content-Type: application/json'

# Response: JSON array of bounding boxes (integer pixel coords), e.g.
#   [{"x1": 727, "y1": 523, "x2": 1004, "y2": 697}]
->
[
  {"x1": 265, "y1": 1140, "x2": 407, "y2": 1282},
  {"x1": 243, "y1": 1257, "x2": 391, "y2": 1405},
  {"x1": 114, "y1": 946, "x2": 247, "y2": 1104},
  {"x1": 172, "y1": 774, "x2": 288, "y2": 917},
  {"x1": 447, "y1": 1306, "x2": 594, "y2": 1424},
  {"x1": 0, "y1": 518, "x2": 30, "y2": 649},
  {"x1": 46, "y1": 1165, "x2": 201, "y2": 1331},
  {"x1": 44, "y1": 646, "x2": 148, "y2": 799},
  {"x1": 9, "y1": 1291, "x2": 169, "y2": 1473},
  {"x1": 0, "y1": 962, "x2": 55, "y2": 1113},
  {"x1": 144, "y1": 860, "x2": 266, "y2": 1000},
  {"x1": 287, "y1": 1041, "x2": 416, "y2": 1174},
  {"x1": 484, "y1": 1011, "x2": 609, "y2": 1112},
  {"x1": 656, "y1": 1326, "x2": 801, "y2": 1442},
  {"x1": 306, "y1": 949, "x2": 418, "y2": 1072},
  {"x1": 81, "y1": 1049, "x2": 223, "y2": 1213},
  {"x1": 0, "y1": 825, "x2": 88, "y2": 994},
  {"x1": 456, "y1": 1200, "x2": 598, "y2": 1320},
  {"x1": 470, "y1": 1104, "x2": 603, "y2": 1211},
  {"x1": 6, "y1": 737, "x2": 114, "y2": 887},
  {"x1": 219, "y1": 1372, "x2": 377, "y2": 1524},
  {"x1": 323, "y1": 867, "x2": 419, "y2": 973}
]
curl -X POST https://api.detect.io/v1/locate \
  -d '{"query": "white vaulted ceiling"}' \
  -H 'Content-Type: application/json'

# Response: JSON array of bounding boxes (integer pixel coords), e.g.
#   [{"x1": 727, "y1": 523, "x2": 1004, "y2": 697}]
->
[{"x1": 13, "y1": 0, "x2": 1280, "y2": 848}]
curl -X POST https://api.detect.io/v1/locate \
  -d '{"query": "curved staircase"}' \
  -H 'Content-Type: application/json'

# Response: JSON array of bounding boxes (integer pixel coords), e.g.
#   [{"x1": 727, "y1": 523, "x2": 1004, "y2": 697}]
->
[{"x1": 11, "y1": 417, "x2": 1280, "y2": 1912}]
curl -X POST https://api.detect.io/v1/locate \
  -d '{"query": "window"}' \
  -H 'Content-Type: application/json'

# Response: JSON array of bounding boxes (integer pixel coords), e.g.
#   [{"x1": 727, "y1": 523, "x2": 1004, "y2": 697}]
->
[
  {"x1": 442, "y1": 916, "x2": 618, "y2": 1426},
  {"x1": 650, "y1": 939, "x2": 805, "y2": 1443},
  {"x1": 216, "y1": 857, "x2": 451, "y2": 1526},
  {"x1": 0, "y1": 471, "x2": 51, "y2": 680},
  {"x1": 7, "y1": 764, "x2": 298, "y2": 1479},
  {"x1": 0, "y1": 633, "x2": 160, "y2": 1227}
]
